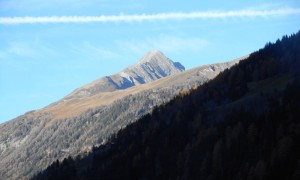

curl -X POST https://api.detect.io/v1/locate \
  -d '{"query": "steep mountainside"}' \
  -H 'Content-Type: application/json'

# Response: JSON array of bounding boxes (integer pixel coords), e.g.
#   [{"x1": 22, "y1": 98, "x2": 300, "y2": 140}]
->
[
  {"x1": 33, "y1": 31, "x2": 300, "y2": 180},
  {"x1": 0, "y1": 51, "x2": 242, "y2": 179},
  {"x1": 43, "y1": 50, "x2": 185, "y2": 119},
  {"x1": 42, "y1": 56, "x2": 244, "y2": 120}
]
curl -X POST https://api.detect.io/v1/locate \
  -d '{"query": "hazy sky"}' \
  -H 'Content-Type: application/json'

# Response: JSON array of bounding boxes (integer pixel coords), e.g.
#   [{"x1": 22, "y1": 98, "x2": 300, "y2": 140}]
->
[{"x1": 0, "y1": 0, "x2": 300, "y2": 123}]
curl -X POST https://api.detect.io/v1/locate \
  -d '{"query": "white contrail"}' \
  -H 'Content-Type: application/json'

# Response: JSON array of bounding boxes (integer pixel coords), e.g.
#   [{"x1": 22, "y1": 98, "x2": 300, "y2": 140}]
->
[{"x1": 1, "y1": 8, "x2": 299, "y2": 24}]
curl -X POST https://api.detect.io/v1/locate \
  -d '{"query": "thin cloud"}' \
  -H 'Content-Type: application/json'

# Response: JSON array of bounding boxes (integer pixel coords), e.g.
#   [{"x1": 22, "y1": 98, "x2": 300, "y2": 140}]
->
[
  {"x1": 0, "y1": 41, "x2": 57, "y2": 60},
  {"x1": 70, "y1": 42, "x2": 120, "y2": 59},
  {"x1": 1, "y1": 8, "x2": 300, "y2": 24},
  {"x1": 116, "y1": 36, "x2": 208, "y2": 55}
]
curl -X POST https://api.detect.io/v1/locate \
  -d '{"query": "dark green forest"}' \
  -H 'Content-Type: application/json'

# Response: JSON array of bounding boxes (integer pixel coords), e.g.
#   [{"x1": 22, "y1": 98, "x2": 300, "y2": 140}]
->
[{"x1": 32, "y1": 31, "x2": 300, "y2": 180}]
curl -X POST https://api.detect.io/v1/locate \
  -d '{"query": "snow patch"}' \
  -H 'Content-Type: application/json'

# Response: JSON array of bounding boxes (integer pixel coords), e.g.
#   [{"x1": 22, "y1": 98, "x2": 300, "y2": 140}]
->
[
  {"x1": 119, "y1": 72, "x2": 136, "y2": 83},
  {"x1": 147, "y1": 65, "x2": 154, "y2": 72},
  {"x1": 119, "y1": 72, "x2": 129, "y2": 78}
]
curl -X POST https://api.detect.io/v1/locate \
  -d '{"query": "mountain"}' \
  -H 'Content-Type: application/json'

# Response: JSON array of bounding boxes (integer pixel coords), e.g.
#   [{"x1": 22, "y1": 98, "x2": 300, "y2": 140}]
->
[
  {"x1": 65, "y1": 50, "x2": 185, "y2": 98},
  {"x1": 44, "y1": 50, "x2": 185, "y2": 119},
  {"x1": 43, "y1": 55, "x2": 244, "y2": 120},
  {"x1": 33, "y1": 31, "x2": 300, "y2": 180},
  {"x1": 0, "y1": 51, "x2": 242, "y2": 179}
]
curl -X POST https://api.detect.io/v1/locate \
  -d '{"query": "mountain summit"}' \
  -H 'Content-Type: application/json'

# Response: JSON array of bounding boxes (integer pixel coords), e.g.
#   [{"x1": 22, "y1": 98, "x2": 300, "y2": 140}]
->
[
  {"x1": 66, "y1": 50, "x2": 185, "y2": 99},
  {"x1": 124, "y1": 50, "x2": 185, "y2": 83},
  {"x1": 138, "y1": 50, "x2": 185, "y2": 71}
]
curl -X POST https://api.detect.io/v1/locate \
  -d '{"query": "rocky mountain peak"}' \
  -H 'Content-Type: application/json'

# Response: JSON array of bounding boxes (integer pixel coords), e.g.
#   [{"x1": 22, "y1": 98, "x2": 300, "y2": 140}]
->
[
  {"x1": 139, "y1": 50, "x2": 167, "y2": 63},
  {"x1": 63, "y1": 50, "x2": 185, "y2": 99},
  {"x1": 137, "y1": 50, "x2": 185, "y2": 71}
]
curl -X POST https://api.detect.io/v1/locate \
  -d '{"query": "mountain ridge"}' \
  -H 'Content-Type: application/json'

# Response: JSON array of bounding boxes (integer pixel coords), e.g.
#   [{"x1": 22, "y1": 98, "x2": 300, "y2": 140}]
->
[{"x1": 41, "y1": 55, "x2": 244, "y2": 120}]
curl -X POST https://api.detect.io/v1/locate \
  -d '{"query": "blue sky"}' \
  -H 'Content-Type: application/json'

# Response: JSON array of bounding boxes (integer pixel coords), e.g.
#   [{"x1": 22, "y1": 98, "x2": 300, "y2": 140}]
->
[{"x1": 0, "y1": 0, "x2": 300, "y2": 123}]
